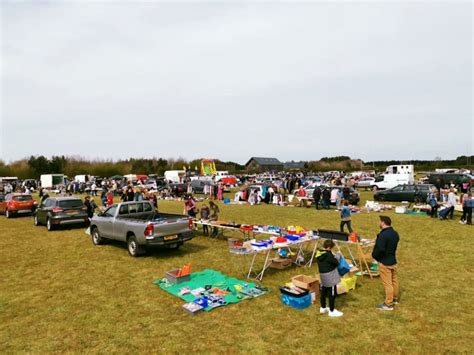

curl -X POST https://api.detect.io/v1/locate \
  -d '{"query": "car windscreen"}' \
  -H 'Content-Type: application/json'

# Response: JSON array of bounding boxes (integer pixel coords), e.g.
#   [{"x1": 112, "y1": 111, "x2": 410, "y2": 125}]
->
[
  {"x1": 13, "y1": 195, "x2": 33, "y2": 201},
  {"x1": 58, "y1": 200, "x2": 83, "y2": 208}
]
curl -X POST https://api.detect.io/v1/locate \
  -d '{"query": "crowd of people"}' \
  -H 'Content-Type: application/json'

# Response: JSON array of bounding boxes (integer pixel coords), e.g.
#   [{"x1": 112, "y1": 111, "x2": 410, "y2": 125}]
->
[
  {"x1": 427, "y1": 186, "x2": 473, "y2": 225},
  {"x1": 317, "y1": 215, "x2": 400, "y2": 317}
]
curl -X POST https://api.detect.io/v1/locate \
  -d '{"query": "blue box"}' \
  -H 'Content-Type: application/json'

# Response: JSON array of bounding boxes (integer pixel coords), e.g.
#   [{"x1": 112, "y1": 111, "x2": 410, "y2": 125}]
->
[{"x1": 281, "y1": 293, "x2": 312, "y2": 310}]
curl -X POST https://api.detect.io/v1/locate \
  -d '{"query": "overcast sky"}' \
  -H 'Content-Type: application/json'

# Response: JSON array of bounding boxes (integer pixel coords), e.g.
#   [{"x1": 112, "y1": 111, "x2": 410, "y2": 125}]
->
[{"x1": 1, "y1": 1, "x2": 472, "y2": 164}]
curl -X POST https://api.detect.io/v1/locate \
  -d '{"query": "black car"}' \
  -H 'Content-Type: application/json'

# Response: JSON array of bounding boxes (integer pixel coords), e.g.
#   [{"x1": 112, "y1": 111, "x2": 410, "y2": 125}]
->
[
  {"x1": 34, "y1": 197, "x2": 89, "y2": 231},
  {"x1": 428, "y1": 173, "x2": 473, "y2": 188},
  {"x1": 374, "y1": 184, "x2": 433, "y2": 202},
  {"x1": 190, "y1": 180, "x2": 213, "y2": 194}
]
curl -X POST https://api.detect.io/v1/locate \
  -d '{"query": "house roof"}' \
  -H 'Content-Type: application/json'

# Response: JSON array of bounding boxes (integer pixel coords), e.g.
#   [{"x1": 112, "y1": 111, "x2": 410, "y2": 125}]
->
[{"x1": 245, "y1": 157, "x2": 283, "y2": 166}]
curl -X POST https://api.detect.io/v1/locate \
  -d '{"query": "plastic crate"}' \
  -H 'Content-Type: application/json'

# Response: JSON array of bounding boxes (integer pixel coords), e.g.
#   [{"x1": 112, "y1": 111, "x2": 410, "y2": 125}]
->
[
  {"x1": 166, "y1": 269, "x2": 191, "y2": 284},
  {"x1": 280, "y1": 293, "x2": 312, "y2": 310}
]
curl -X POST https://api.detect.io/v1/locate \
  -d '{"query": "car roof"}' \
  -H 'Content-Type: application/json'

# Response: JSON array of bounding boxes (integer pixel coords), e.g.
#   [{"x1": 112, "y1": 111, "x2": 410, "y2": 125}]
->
[{"x1": 48, "y1": 197, "x2": 83, "y2": 201}]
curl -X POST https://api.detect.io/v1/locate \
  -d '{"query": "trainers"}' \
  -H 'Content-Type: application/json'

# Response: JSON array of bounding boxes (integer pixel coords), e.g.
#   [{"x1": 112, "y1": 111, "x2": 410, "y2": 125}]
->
[
  {"x1": 319, "y1": 307, "x2": 329, "y2": 314},
  {"x1": 328, "y1": 309, "x2": 343, "y2": 317},
  {"x1": 377, "y1": 303, "x2": 394, "y2": 311},
  {"x1": 393, "y1": 298, "x2": 399, "y2": 305}
]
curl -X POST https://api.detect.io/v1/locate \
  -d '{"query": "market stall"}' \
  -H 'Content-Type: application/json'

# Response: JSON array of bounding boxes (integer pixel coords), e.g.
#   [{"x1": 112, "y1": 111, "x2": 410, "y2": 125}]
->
[
  {"x1": 193, "y1": 220, "x2": 283, "y2": 240},
  {"x1": 229, "y1": 233, "x2": 319, "y2": 281}
]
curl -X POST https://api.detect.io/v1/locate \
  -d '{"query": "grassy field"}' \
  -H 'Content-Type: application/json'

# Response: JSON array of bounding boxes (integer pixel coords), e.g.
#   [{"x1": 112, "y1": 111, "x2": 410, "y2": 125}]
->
[{"x1": 1, "y1": 191, "x2": 473, "y2": 353}]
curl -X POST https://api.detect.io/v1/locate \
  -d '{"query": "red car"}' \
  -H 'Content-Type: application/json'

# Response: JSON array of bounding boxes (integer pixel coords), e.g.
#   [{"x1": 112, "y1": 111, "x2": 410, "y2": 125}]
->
[{"x1": 0, "y1": 193, "x2": 38, "y2": 218}]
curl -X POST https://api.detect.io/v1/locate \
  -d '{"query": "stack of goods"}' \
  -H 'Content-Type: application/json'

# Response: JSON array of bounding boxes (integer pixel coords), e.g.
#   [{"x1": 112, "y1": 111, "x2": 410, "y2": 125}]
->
[
  {"x1": 239, "y1": 224, "x2": 254, "y2": 232},
  {"x1": 155, "y1": 269, "x2": 269, "y2": 315},
  {"x1": 165, "y1": 264, "x2": 193, "y2": 284},
  {"x1": 219, "y1": 222, "x2": 242, "y2": 228},
  {"x1": 228, "y1": 238, "x2": 247, "y2": 253},
  {"x1": 253, "y1": 225, "x2": 282, "y2": 235},
  {"x1": 365, "y1": 201, "x2": 394, "y2": 212},
  {"x1": 280, "y1": 274, "x2": 320, "y2": 309},
  {"x1": 286, "y1": 225, "x2": 307, "y2": 235}
]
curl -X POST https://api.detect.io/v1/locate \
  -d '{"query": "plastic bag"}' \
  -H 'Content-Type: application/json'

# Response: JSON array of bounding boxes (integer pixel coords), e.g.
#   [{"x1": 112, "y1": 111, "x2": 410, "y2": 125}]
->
[{"x1": 337, "y1": 255, "x2": 350, "y2": 276}]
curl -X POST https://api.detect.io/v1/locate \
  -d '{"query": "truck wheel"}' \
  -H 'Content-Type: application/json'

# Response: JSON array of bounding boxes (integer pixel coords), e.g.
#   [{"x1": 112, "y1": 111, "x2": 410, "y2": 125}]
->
[
  {"x1": 127, "y1": 235, "x2": 146, "y2": 257},
  {"x1": 372, "y1": 186, "x2": 378, "y2": 191},
  {"x1": 34, "y1": 215, "x2": 40, "y2": 226},
  {"x1": 46, "y1": 218, "x2": 55, "y2": 231},
  {"x1": 5, "y1": 210, "x2": 11, "y2": 218},
  {"x1": 91, "y1": 227, "x2": 104, "y2": 245}
]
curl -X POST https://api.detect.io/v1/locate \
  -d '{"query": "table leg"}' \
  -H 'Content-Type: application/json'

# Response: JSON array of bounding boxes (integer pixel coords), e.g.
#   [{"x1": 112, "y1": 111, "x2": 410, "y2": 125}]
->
[
  {"x1": 247, "y1": 253, "x2": 258, "y2": 279},
  {"x1": 306, "y1": 240, "x2": 319, "y2": 268},
  {"x1": 256, "y1": 250, "x2": 272, "y2": 281}
]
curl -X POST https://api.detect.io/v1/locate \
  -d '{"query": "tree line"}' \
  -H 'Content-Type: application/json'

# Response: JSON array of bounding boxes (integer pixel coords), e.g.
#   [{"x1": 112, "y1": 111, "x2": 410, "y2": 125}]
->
[
  {"x1": 0, "y1": 156, "x2": 246, "y2": 179},
  {"x1": 0, "y1": 155, "x2": 472, "y2": 179}
]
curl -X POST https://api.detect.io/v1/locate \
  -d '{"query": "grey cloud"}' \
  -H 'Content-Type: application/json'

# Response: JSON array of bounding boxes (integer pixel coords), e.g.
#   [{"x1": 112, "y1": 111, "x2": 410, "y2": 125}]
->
[{"x1": 1, "y1": 1, "x2": 472, "y2": 164}]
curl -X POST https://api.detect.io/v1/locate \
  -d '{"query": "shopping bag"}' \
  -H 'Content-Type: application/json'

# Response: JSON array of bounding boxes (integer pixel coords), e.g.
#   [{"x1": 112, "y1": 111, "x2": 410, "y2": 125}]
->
[{"x1": 337, "y1": 255, "x2": 350, "y2": 276}]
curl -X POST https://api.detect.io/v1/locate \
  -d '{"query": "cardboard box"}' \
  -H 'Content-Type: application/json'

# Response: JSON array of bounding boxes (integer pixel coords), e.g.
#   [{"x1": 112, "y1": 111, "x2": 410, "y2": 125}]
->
[
  {"x1": 269, "y1": 258, "x2": 292, "y2": 269},
  {"x1": 292, "y1": 274, "x2": 320, "y2": 292}
]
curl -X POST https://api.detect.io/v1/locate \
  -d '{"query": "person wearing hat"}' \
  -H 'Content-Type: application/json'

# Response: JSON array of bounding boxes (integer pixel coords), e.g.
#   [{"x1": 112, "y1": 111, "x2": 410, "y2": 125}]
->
[{"x1": 372, "y1": 216, "x2": 400, "y2": 311}]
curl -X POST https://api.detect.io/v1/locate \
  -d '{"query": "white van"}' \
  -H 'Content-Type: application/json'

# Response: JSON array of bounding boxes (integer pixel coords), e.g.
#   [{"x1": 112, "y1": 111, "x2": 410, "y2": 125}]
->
[
  {"x1": 74, "y1": 175, "x2": 91, "y2": 183},
  {"x1": 164, "y1": 170, "x2": 186, "y2": 184},
  {"x1": 385, "y1": 165, "x2": 414, "y2": 175},
  {"x1": 40, "y1": 174, "x2": 66, "y2": 188},
  {"x1": 370, "y1": 165, "x2": 415, "y2": 190}
]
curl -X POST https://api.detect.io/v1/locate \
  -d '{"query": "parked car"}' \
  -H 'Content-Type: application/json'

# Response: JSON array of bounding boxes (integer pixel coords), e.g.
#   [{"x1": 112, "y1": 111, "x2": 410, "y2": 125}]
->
[
  {"x1": 144, "y1": 179, "x2": 158, "y2": 190},
  {"x1": 168, "y1": 183, "x2": 188, "y2": 196},
  {"x1": 374, "y1": 184, "x2": 434, "y2": 202},
  {"x1": 0, "y1": 193, "x2": 38, "y2": 218},
  {"x1": 89, "y1": 201, "x2": 194, "y2": 257},
  {"x1": 355, "y1": 177, "x2": 375, "y2": 189},
  {"x1": 34, "y1": 197, "x2": 88, "y2": 231},
  {"x1": 190, "y1": 179, "x2": 213, "y2": 194},
  {"x1": 428, "y1": 173, "x2": 473, "y2": 188}
]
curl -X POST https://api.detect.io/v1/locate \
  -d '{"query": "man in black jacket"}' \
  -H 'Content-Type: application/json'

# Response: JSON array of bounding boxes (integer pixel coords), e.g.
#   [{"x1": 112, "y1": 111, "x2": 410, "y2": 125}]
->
[
  {"x1": 372, "y1": 215, "x2": 400, "y2": 311},
  {"x1": 313, "y1": 187, "x2": 321, "y2": 210}
]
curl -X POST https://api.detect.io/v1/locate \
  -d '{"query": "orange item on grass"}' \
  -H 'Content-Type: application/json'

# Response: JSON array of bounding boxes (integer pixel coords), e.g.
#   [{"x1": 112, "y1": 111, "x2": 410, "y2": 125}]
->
[
  {"x1": 349, "y1": 232, "x2": 357, "y2": 242},
  {"x1": 180, "y1": 263, "x2": 192, "y2": 276}
]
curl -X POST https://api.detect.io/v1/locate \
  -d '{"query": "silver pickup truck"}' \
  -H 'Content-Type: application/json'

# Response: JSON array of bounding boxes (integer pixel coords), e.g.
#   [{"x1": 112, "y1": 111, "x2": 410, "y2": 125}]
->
[{"x1": 89, "y1": 201, "x2": 194, "y2": 257}]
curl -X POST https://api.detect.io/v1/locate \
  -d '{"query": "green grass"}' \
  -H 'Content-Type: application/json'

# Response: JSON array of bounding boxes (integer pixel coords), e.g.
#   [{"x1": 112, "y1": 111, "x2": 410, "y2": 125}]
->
[{"x1": 0, "y1": 191, "x2": 473, "y2": 353}]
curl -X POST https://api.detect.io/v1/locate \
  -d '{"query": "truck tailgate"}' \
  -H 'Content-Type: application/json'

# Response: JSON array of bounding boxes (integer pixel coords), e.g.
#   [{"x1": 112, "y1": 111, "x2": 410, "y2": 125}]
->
[{"x1": 151, "y1": 215, "x2": 191, "y2": 237}]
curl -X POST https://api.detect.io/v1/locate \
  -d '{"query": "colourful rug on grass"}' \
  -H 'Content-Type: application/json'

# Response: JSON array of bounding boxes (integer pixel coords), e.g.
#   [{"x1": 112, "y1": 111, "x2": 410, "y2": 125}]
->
[{"x1": 153, "y1": 269, "x2": 266, "y2": 310}]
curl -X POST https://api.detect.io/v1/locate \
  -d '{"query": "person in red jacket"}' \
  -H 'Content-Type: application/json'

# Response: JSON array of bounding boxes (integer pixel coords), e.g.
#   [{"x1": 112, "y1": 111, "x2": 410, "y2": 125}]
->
[
  {"x1": 297, "y1": 186, "x2": 306, "y2": 197},
  {"x1": 106, "y1": 191, "x2": 114, "y2": 207}
]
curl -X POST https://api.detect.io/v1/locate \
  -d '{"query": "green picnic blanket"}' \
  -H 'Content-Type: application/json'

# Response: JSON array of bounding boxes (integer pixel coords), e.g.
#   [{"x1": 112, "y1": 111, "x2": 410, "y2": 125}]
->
[
  {"x1": 404, "y1": 210, "x2": 428, "y2": 215},
  {"x1": 154, "y1": 269, "x2": 259, "y2": 305}
]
